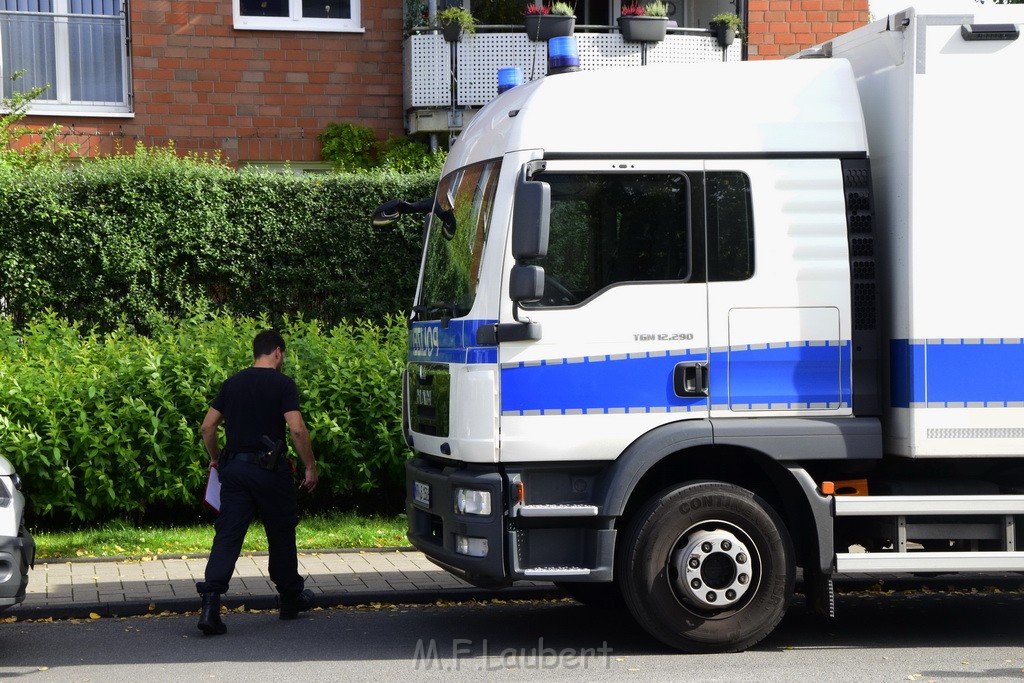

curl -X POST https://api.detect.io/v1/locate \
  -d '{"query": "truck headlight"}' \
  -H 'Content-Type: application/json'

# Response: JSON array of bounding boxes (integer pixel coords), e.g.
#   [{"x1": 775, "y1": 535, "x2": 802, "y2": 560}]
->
[
  {"x1": 454, "y1": 535, "x2": 489, "y2": 557},
  {"x1": 454, "y1": 488, "x2": 492, "y2": 516}
]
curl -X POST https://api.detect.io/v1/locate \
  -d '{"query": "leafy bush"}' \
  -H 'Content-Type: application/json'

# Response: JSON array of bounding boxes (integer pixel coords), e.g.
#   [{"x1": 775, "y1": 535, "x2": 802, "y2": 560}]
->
[
  {"x1": 0, "y1": 145, "x2": 437, "y2": 332},
  {"x1": 317, "y1": 123, "x2": 378, "y2": 172},
  {"x1": 1, "y1": 70, "x2": 75, "y2": 171},
  {"x1": 0, "y1": 311, "x2": 409, "y2": 522},
  {"x1": 319, "y1": 123, "x2": 446, "y2": 174},
  {"x1": 377, "y1": 136, "x2": 446, "y2": 174}
]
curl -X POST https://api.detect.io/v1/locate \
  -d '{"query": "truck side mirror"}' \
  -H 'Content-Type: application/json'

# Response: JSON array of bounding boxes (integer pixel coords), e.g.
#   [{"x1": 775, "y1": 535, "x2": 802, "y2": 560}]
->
[
  {"x1": 510, "y1": 264, "x2": 545, "y2": 304},
  {"x1": 370, "y1": 197, "x2": 435, "y2": 227},
  {"x1": 512, "y1": 170, "x2": 550, "y2": 260},
  {"x1": 371, "y1": 199, "x2": 403, "y2": 227}
]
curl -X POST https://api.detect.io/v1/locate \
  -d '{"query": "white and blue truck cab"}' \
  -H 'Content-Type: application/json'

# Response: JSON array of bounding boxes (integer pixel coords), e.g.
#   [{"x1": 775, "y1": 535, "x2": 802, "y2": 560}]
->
[{"x1": 377, "y1": 6, "x2": 1024, "y2": 652}]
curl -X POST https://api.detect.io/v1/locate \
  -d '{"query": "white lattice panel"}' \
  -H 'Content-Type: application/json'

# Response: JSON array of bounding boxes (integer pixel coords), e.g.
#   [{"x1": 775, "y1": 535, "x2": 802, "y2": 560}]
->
[
  {"x1": 576, "y1": 33, "x2": 644, "y2": 69},
  {"x1": 456, "y1": 33, "x2": 549, "y2": 106},
  {"x1": 409, "y1": 32, "x2": 742, "y2": 109},
  {"x1": 648, "y1": 33, "x2": 741, "y2": 64},
  {"x1": 406, "y1": 35, "x2": 452, "y2": 108}
]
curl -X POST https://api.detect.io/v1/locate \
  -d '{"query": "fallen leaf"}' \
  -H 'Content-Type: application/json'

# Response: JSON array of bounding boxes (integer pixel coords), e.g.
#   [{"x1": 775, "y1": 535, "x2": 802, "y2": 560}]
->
[
  {"x1": 148, "y1": 603, "x2": 157, "y2": 611},
  {"x1": 89, "y1": 613, "x2": 101, "y2": 620}
]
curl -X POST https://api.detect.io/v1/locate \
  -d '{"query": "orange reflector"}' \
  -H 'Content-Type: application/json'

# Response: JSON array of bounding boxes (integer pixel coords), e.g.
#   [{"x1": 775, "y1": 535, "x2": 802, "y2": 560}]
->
[
  {"x1": 821, "y1": 481, "x2": 835, "y2": 495},
  {"x1": 515, "y1": 481, "x2": 525, "y2": 504},
  {"x1": 832, "y1": 478, "x2": 869, "y2": 496}
]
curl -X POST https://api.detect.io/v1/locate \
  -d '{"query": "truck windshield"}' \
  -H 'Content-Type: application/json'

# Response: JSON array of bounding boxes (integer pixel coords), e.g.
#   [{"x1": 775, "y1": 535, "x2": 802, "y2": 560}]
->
[{"x1": 416, "y1": 159, "x2": 500, "y2": 321}]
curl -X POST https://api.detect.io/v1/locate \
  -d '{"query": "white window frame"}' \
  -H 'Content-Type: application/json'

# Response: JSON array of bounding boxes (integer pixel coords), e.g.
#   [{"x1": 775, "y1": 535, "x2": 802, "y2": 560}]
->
[
  {"x1": 0, "y1": 0, "x2": 131, "y2": 116},
  {"x1": 233, "y1": 0, "x2": 363, "y2": 32}
]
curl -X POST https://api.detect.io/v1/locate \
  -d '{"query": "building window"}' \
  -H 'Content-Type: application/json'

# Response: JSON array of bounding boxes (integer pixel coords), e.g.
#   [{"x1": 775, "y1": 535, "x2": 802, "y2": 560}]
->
[
  {"x1": 0, "y1": 0, "x2": 130, "y2": 114},
  {"x1": 234, "y1": 0, "x2": 362, "y2": 32}
]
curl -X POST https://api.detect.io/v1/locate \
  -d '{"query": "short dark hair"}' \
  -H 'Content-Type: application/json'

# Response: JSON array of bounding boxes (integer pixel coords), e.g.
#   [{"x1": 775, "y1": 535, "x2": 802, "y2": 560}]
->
[{"x1": 253, "y1": 330, "x2": 285, "y2": 359}]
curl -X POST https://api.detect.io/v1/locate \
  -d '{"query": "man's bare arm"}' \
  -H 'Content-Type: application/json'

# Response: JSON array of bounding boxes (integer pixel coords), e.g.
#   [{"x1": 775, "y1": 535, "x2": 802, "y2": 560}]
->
[
  {"x1": 284, "y1": 410, "x2": 317, "y2": 492},
  {"x1": 200, "y1": 408, "x2": 224, "y2": 468}
]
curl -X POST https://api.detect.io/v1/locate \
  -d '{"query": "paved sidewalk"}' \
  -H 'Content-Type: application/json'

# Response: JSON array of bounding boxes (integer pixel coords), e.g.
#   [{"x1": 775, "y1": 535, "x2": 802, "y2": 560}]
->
[{"x1": 6, "y1": 549, "x2": 557, "y2": 621}]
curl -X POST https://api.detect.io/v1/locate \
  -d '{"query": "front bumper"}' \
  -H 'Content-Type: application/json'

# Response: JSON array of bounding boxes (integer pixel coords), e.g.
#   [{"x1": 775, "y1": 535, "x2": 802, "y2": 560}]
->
[
  {"x1": 0, "y1": 522, "x2": 35, "y2": 608},
  {"x1": 406, "y1": 456, "x2": 508, "y2": 588}
]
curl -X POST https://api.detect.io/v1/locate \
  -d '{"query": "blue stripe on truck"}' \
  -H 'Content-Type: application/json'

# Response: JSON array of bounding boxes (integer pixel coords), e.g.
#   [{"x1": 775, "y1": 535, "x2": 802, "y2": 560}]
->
[
  {"x1": 501, "y1": 341, "x2": 852, "y2": 415},
  {"x1": 890, "y1": 338, "x2": 1024, "y2": 408},
  {"x1": 408, "y1": 320, "x2": 499, "y2": 365},
  {"x1": 500, "y1": 349, "x2": 709, "y2": 415}
]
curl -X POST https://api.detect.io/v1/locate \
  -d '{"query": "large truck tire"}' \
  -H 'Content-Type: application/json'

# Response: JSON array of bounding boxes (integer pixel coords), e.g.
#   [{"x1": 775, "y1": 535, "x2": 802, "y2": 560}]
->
[{"x1": 618, "y1": 481, "x2": 795, "y2": 653}]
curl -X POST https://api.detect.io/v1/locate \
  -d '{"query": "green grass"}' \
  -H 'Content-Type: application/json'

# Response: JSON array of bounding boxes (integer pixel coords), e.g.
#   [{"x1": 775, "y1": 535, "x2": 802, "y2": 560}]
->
[{"x1": 31, "y1": 512, "x2": 409, "y2": 559}]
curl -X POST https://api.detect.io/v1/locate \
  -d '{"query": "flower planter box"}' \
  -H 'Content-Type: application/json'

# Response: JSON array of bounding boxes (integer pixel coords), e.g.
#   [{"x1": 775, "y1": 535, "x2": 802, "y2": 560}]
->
[
  {"x1": 440, "y1": 21, "x2": 464, "y2": 42},
  {"x1": 617, "y1": 15, "x2": 668, "y2": 43},
  {"x1": 524, "y1": 14, "x2": 576, "y2": 42},
  {"x1": 712, "y1": 24, "x2": 736, "y2": 47}
]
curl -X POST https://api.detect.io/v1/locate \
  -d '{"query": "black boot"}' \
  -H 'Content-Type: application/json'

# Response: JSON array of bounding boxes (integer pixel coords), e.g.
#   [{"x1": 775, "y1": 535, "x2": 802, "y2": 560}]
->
[
  {"x1": 279, "y1": 589, "x2": 315, "y2": 620},
  {"x1": 198, "y1": 592, "x2": 227, "y2": 635}
]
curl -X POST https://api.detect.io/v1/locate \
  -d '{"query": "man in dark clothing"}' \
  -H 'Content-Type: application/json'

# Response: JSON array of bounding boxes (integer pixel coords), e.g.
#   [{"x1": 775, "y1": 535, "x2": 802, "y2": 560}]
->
[{"x1": 196, "y1": 330, "x2": 318, "y2": 635}]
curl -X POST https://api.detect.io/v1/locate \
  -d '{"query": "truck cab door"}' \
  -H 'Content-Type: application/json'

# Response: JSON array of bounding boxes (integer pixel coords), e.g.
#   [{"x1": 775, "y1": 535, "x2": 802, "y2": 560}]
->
[
  {"x1": 497, "y1": 160, "x2": 709, "y2": 463},
  {"x1": 705, "y1": 159, "x2": 852, "y2": 416}
]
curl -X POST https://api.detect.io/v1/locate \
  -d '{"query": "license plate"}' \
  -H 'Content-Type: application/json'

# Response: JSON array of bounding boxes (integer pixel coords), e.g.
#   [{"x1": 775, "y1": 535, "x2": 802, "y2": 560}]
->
[{"x1": 413, "y1": 480, "x2": 431, "y2": 508}]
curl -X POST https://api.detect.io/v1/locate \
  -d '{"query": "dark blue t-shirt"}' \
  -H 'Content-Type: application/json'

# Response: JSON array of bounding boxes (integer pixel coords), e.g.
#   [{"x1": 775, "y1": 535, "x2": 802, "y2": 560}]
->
[{"x1": 211, "y1": 366, "x2": 301, "y2": 453}]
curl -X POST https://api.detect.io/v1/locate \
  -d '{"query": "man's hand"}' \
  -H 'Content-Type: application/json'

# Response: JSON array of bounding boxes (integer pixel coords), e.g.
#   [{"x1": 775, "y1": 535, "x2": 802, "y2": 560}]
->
[
  {"x1": 301, "y1": 465, "x2": 318, "y2": 492},
  {"x1": 285, "y1": 410, "x2": 317, "y2": 493}
]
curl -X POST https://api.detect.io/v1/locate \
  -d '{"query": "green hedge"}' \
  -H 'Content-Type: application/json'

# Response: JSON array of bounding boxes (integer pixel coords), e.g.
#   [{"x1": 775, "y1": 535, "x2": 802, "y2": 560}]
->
[
  {"x1": 0, "y1": 311, "x2": 408, "y2": 522},
  {"x1": 0, "y1": 147, "x2": 435, "y2": 332}
]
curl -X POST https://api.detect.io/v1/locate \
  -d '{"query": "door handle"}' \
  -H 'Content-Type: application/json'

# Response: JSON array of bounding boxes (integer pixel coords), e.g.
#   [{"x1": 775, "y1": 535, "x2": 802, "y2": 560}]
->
[{"x1": 673, "y1": 361, "x2": 709, "y2": 398}]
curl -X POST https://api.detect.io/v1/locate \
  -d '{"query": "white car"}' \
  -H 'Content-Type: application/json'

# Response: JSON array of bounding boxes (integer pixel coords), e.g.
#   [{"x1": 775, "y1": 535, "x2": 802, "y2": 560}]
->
[{"x1": 0, "y1": 454, "x2": 33, "y2": 610}]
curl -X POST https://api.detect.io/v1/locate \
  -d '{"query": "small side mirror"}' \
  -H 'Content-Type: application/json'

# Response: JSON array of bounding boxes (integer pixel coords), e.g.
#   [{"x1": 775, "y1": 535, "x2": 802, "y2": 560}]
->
[
  {"x1": 510, "y1": 264, "x2": 545, "y2": 304},
  {"x1": 371, "y1": 197, "x2": 435, "y2": 227},
  {"x1": 511, "y1": 170, "x2": 550, "y2": 260},
  {"x1": 372, "y1": 199, "x2": 403, "y2": 227}
]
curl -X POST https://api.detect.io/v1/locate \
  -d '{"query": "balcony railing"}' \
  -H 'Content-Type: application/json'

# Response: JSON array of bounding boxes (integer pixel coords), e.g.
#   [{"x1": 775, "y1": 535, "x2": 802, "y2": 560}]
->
[{"x1": 404, "y1": 26, "x2": 741, "y2": 113}]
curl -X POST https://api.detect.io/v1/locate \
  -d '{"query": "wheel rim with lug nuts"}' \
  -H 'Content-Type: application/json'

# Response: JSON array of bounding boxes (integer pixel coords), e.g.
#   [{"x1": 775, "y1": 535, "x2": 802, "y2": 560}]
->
[{"x1": 670, "y1": 525, "x2": 758, "y2": 610}]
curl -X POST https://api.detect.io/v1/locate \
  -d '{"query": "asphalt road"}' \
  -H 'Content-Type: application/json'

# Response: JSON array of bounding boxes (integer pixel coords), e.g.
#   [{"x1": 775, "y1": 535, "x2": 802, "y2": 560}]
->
[{"x1": 2, "y1": 588, "x2": 1023, "y2": 681}]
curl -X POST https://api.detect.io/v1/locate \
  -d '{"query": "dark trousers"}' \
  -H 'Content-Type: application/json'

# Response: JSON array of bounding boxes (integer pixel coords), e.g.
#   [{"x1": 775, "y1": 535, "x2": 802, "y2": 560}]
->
[{"x1": 196, "y1": 458, "x2": 305, "y2": 598}]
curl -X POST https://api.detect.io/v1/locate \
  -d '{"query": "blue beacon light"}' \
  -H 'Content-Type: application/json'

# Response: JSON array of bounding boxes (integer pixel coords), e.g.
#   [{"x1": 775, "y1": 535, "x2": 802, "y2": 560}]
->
[
  {"x1": 547, "y1": 35, "x2": 581, "y2": 75},
  {"x1": 497, "y1": 67, "x2": 524, "y2": 94}
]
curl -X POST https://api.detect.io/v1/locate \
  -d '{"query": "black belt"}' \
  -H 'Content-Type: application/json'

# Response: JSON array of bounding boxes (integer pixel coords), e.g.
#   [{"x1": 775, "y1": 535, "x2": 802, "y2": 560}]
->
[{"x1": 228, "y1": 452, "x2": 262, "y2": 464}]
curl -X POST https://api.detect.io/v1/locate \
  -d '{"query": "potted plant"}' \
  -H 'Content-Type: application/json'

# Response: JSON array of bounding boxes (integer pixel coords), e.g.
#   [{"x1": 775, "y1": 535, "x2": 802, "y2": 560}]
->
[
  {"x1": 709, "y1": 11, "x2": 742, "y2": 47},
  {"x1": 618, "y1": 0, "x2": 669, "y2": 43},
  {"x1": 524, "y1": 1, "x2": 576, "y2": 42},
  {"x1": 437, "y1": 5, "x2": 475, "y2": 42}
]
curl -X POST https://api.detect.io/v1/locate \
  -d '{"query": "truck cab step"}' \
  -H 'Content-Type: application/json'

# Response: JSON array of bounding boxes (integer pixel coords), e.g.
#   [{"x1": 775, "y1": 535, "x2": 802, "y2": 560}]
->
[
  {"x1": 521, "y1": 566, "x2": 592, "y2": 578},
  {"x1": 517, "y1": 504, "x2": 600, "y2": 518}
]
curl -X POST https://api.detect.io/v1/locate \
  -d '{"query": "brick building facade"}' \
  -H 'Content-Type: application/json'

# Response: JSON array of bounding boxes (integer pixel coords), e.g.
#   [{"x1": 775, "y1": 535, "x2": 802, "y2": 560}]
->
[
  {"x1": 746, "y1": 0, "x2": 870, "y2": 59},
  {"x1": 2, "y1": 0, "x2": 870, "y2": 165},
  {"x1": 3, "y1": 0, "x2": 408, "y2": 166}
]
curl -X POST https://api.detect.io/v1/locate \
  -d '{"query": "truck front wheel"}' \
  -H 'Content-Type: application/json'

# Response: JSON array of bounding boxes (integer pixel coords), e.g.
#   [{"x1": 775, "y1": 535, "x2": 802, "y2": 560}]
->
[{"x1": 619, "y1": 481, "x2": 795, "y2": 653}]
